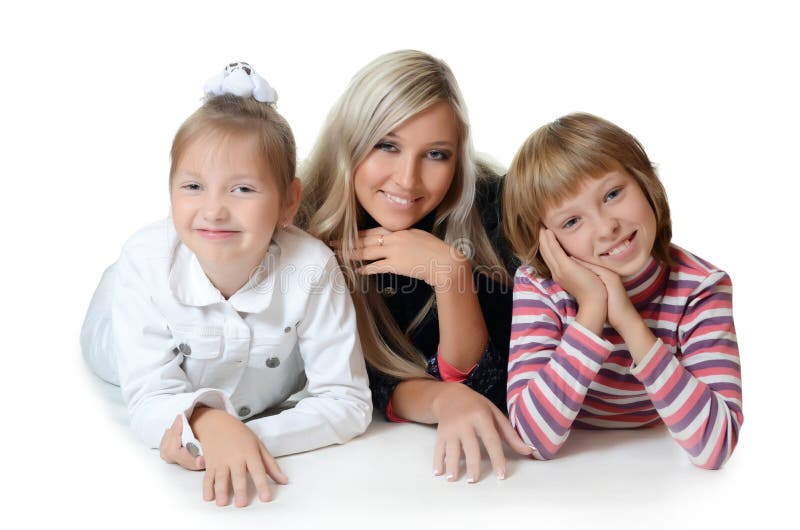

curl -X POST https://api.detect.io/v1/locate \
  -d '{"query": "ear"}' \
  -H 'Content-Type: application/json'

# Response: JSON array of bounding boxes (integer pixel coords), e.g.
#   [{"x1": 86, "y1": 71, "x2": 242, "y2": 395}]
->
[{"x1": 280, "y1": 178, "x2": 303, "y2": 227}]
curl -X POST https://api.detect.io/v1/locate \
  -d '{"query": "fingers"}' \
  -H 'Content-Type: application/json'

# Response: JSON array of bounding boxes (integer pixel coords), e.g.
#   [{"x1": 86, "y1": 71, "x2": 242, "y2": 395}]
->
[
  {"x1": 572, "y1": 257, "x2": 614, "y2": 279},
  {"x1": 259, "y1": 445, "x2": 289, "y2": 485},
  {"x1": 230, "y1": 464, "x2": 249, "y2": 508},
  {"x1": 444, "y1": 439, "x2": 462, "y2": 482},
  {"x1": 492, "y1": 407, "x2": 534, "y2": 456},
  {"x1": 538, "y1": 228, "x2": 562, "y2": 275},
  {"x1": 247, "y1": 457, "x2": 273, "y2": 503},
  {"x1": 159, "y1": 415, "x2": 182, "y2": 464},
  {"x1": 473, "y1": 417, "x2": 508, "y2": 480},
  {"x1": 214, "y1": 467, "x2": 231, "y2": 507},
  {"x1": 432, "y1": 436, "x2": 446, "y2": 476},
  {"x1": 461, "y1": 431, "x2": 482, "y2": 483},
  {"x1": 356, "y1": 259, "x2": 393, "y2": 276}
]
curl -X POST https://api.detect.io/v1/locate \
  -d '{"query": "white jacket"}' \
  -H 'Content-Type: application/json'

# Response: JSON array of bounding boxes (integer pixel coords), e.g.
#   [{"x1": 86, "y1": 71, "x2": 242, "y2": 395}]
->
[{"x1": 103, "y1": 218, "x2": 372, "y2": 457}]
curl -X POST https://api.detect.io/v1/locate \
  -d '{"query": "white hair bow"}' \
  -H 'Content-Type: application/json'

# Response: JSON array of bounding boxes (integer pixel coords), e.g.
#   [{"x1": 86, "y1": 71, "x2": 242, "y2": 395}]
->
[{"x1": 203, "y1": 62, "x2": 277, "y2": 103}]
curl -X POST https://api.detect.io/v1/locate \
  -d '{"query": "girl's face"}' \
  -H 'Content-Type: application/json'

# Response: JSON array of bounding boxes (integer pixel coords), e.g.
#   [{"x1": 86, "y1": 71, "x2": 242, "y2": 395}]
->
[
  {"x1": 170, "y1": 131, "x2": 287, "y2": 273},
  {"x1": 354, "y1": 101, "x2": 459, "y2": 231},
  {"x1": 542, "y1": 168, "x2": 657, "y2": 277}
]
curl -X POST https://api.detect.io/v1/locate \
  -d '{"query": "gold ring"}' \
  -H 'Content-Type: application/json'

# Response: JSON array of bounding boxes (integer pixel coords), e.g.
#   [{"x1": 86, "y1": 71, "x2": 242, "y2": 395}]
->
[{"x1": 377, "y1": 234, "x2": 384, "y2": 247}]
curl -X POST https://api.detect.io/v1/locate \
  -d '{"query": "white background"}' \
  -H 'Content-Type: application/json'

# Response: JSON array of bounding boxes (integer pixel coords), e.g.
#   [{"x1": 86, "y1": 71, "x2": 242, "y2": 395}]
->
[{"x1": 2, "y1": 1, "x2": 796, "y2": 528}]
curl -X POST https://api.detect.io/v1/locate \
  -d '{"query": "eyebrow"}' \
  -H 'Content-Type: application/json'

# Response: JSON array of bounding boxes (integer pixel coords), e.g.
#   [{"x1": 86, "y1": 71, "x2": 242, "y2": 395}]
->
[{"x1": 383, "y1": 132, "x2": 456, "y2": 149}]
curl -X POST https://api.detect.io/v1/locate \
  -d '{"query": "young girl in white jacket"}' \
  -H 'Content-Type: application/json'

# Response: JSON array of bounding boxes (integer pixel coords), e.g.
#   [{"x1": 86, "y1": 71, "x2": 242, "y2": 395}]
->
[{"x1": 80, "y1": 62, "x2": 372, "y2": 507}]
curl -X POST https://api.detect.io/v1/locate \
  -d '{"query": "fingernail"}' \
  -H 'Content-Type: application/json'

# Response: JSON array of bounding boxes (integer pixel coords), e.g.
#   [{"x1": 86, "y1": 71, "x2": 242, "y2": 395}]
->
[
  {"x1": 467, "y1": 476, "x2": 476, "y2": 484},
  {"x1": 496, "y1": 470, "x2": 506, "y2": 480},
  {"x1": 433, "y1": 468, "x2": 442, "y2": 476},
  {"x1": 446, "y1": 474, "x2": 454, "y2": 481}
]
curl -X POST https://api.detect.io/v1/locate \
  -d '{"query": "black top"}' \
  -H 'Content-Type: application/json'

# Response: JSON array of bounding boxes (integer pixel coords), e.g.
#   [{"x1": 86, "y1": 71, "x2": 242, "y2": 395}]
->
[{"x1": 363, "y1": 175, "x2": 517, "y2": 417}]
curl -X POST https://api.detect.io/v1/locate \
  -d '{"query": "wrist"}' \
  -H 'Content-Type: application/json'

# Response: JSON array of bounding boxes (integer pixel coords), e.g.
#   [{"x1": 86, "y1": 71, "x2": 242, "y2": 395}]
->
[
  {"x1": 576, "y1": 305, "x2": 606, "y2": 336},
  {"x1": 429, "y1": 382, "x2": 460, "y2": 419},
  {"x1": 430, "y1": 257, "x2": 470, "y2": 292},
  {"x1": 189, "y1": 406, "x2": 228, "y2": 438}
]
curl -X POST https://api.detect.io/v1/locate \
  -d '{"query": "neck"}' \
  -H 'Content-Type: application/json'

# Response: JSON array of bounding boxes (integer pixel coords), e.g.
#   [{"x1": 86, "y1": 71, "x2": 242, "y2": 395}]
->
[{"x1": 199, "y1": 253, "x2": 266, "y2": 300}]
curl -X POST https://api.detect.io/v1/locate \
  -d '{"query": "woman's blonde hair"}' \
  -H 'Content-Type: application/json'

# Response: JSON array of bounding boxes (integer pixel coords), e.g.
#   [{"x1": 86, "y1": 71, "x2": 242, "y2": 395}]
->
[
  {"x1": 170, "y1": 94, "x2": 296, "y2": 200},
  {"x1": 503, "y1": 112, "x2": 673, "y2": 278},
  {"x1": 297, "y1": 50, "x2": 509, "y2": 380}
]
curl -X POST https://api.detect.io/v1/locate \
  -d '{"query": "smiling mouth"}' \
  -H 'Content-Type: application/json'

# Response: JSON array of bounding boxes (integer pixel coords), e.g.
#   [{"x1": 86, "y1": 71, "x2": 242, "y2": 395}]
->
[
  {"x1": 381, "y1": 190, "x2": 420, "y2": 205},
  {"x1": 196, "y1": 229, "x2": 240, "y2": 240},
  {"x1": 601, "y1": 231, "x2": 636, "y2": 256}
]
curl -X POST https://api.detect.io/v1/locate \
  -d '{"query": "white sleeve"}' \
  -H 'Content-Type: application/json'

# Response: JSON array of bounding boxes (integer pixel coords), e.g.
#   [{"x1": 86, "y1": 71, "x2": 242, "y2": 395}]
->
[
  {"x1": 245, "y1": 256, "x2": 373, "y2": 456},
  {"x1": 112, "y1": 252, "x2": 237, "y2": 451}
]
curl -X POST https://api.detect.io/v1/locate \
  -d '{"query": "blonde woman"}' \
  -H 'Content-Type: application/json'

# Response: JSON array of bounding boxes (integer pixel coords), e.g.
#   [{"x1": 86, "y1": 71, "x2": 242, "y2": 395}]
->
[{"x1": 298, "y1": 50, "x2": 532, "y2": 482}]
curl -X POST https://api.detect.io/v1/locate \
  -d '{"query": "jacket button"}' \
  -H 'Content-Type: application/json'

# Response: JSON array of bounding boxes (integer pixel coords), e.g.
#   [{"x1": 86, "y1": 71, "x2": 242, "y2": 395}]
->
[
  {"x1": 380, "y1": 287, "x2": 396, "y2": 297},
  {"x1": 283, "y1": 326, "x2": 291, "y2": 333},
  {"x1": 265, "y1": 356, "x2": 280, "y2": 368},
  {"x1": 185, "y1": 442, "x2": 200, "y2": 457},
  {"x1": 177, "y1": 343, "x2": 192, "y2": 355},
  {"x1": 238, "y1": 406, "x2": 251, "y2": 417}
]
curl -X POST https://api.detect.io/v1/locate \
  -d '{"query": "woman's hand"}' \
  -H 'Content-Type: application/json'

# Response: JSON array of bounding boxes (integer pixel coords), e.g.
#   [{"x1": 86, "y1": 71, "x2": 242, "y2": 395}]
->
[
  {"x1": 189, "y1": 407, "x2": 288, "y2": 507},
  {"x1": 159, "y1": 415, "x2": 205, "y2": 471},
  {"x1": 352, "y1": 227, "x2": 465, "y2": 289},
  {"x1": 431, "y1": 383, "x2": 532, "y2": 483},
  {"x1": 539, "y1": 228, "x2": 607, "y2": 333}
]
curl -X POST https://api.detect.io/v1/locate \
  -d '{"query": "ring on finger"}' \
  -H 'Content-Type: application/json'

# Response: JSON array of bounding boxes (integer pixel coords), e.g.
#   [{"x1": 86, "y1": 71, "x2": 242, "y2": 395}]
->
[{"x1": 377, "y1": 234, "x2": 384, "y2": 247}]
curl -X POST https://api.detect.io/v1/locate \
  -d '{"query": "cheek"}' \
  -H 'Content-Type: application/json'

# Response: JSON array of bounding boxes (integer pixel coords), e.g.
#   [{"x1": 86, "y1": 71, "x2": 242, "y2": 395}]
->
[
  {"x1": 170, "y1": 196, "x2": 194, "y2": 225},
  {"x1": 424, "y1": 164, "x2": 456, "y2": 202},
  {"x1": 557, "y1": 233, "x2": 594, "y2": 261}
]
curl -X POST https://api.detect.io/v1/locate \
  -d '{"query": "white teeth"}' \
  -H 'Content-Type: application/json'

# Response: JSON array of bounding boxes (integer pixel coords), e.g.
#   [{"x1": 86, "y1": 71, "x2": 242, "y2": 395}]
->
[
  {"x1": 384, "y1": 192, "x2": 414, "y2": 205},
  {"x1": 607, "y1": 238, "x2": 631, "y2": 256}
]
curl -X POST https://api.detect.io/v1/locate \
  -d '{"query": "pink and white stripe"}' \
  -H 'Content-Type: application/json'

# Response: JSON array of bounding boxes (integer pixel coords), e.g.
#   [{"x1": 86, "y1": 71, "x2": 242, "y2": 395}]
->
[{"x1": 507, "y1": 245, "x2": 743, "y2": 469}]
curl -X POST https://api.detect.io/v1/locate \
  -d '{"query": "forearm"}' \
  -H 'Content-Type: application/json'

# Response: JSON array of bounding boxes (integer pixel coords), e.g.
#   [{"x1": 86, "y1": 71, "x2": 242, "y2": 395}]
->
[
  {"x1": 614, "y1": 312, "x2": 658, "y2": 364},
  {"x1": 631, "y1": 339, "x2": 742, "y2": 469},
  {"x1": 434, "y1": 261, "x2": 488, "y2": 371},
  {"x1": 508, "y1": 321, "x2": 613, "y2": 459}
]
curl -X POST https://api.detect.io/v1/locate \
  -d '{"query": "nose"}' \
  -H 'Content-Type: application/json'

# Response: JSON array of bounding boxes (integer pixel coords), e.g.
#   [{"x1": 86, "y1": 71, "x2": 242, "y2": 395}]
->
[
  {"x1": 203, "y1": 192, "x2": 229, "y2": 222},
  {"x1": 596, "y1": 214, "x2": 620, "y2": 239},
  {"x1": 393, "y1": 153, "x2": 421, "y2": 190}
]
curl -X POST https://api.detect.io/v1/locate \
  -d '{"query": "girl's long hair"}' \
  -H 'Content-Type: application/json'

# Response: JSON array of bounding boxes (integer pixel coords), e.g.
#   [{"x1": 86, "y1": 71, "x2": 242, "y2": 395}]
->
[{"x1": 297, "y1": 50, "x2": 508, "y2": 380}]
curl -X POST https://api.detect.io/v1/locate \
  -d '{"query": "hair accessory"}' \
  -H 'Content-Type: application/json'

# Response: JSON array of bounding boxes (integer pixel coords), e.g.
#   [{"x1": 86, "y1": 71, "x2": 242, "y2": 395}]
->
[{"x1": 203, "y1": 61, "x2": 277, "y2": 103}]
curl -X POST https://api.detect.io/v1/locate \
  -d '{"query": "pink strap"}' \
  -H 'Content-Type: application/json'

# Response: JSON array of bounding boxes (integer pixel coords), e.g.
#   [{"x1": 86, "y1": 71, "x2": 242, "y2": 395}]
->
[
  {"x1": 385, "y1": 398, "x2": 407, "y2": 423},
  {"x1": 437, "y1": 348, "x2": 475, "y2": 383}
]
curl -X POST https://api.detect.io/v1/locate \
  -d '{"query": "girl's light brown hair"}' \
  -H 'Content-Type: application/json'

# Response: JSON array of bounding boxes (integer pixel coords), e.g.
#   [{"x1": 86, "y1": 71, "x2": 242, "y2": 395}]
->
[
  {"x1": 169, "y1": 94, "x2": 296, "y2": 199},
  {"x1": 503, "y1": 112, "x2": 672, "y2": 278}
]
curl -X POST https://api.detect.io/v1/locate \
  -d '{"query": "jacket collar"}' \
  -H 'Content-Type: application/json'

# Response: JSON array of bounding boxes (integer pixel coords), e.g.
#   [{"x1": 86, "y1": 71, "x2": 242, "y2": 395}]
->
[{"x1": 168, "y1": 237, "x2": 282, "y2": 314}]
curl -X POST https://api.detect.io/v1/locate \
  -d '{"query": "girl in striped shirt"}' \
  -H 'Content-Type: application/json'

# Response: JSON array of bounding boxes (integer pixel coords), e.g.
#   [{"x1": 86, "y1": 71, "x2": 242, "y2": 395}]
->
[{"x1": 502, "y1": 113, "x2": 742, "y2": 469}]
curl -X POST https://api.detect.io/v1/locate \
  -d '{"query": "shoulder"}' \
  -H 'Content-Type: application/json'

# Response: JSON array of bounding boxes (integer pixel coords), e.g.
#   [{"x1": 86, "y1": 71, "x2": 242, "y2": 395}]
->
[
  {"x1": 667, "y1": 244, "x2": 732, "y2": 293},
  {"x1": 273, "y1": 225, "x2": 339, "y2": 275},
  {"x1": 119, "y1": 218, "x2": 178, "y2": 260},
  {"x1": 513, "y1": 265, "x2": 564, "y2": 297},
  {"x1": 119, "y1": 217, "x2": 179, "y2": 269},
  {"x1": 473, "y1": 171, "x2": 504, "y2": 220}
]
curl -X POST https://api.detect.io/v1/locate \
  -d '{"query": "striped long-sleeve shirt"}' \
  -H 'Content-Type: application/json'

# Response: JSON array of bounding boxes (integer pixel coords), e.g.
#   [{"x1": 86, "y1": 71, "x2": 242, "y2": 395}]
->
[{"x1": 507, "y1": 245, "x2": 743, "y2": 469}]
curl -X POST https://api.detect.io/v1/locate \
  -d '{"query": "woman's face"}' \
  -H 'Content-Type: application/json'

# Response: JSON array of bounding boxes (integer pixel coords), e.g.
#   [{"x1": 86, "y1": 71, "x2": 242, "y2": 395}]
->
[{"x1": 354, "y1": 101, "x2": 459, "y2": 231}]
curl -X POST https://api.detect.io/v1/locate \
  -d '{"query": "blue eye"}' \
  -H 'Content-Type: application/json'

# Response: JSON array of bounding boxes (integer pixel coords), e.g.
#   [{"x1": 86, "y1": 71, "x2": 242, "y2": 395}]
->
[
  {"x1": 562, "y1": 217, "x2": 579, "y2": 229},
  {"x1": 427, "y1": 150, "x2": 450, "y2": 161},
  {"x1": 233, "y1": 185, "x2": 255, "y2": 193},
  {"x1": 605, "y1": 187, "x2": 623, "y2": 202},
  {"x1": 375, "y1": 142, "x2": 398, "y2": 153}
]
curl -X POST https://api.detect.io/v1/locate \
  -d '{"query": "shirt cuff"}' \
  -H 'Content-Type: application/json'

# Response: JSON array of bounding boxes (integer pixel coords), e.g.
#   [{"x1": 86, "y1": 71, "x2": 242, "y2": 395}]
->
[
  {"x1": 179, "y1": 389, "x2": 237, "y2": 457},
  {"x1": 628, "y1": 338, "x2": 678, "y2": 387},
  {"x1": 436, "y1": 347, "x2": 476, "y2": 383}
]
